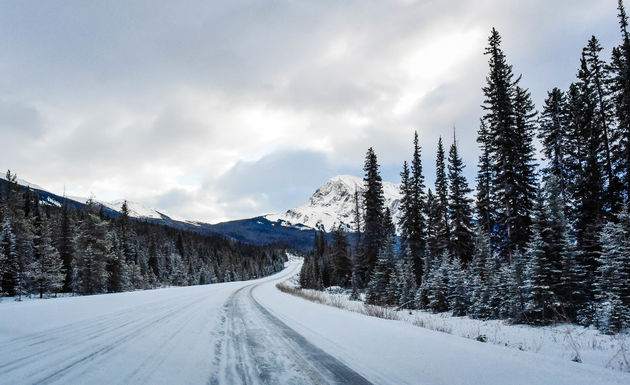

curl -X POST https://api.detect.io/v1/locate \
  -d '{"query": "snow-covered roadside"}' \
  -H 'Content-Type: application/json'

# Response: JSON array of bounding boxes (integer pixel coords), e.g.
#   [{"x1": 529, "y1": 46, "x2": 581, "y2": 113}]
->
[{"x1": 274, "y1": 266, "x2": 630, "y2": 375}]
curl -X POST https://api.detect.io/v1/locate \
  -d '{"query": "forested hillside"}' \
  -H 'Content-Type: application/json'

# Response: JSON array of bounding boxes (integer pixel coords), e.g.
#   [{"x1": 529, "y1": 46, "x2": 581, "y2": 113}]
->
[
  {"x1": 301, "y1": 1, "x2": 630, "y2": 334},
  {"x1": 0, "y1": 171, "x2": 287, "y2": 299}
]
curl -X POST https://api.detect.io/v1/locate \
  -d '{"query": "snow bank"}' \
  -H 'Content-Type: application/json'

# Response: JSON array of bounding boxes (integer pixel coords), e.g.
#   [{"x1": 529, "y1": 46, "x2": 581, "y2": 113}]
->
[{"x1": 274, "y1": 267, "x2": 630, "y2": 376}]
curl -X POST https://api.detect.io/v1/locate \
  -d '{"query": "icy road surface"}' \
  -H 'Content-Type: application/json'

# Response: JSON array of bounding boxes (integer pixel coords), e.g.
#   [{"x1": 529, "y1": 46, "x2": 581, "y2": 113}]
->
[{"x1": 1, "y1": 260, "x2": 629, "y2": 385}]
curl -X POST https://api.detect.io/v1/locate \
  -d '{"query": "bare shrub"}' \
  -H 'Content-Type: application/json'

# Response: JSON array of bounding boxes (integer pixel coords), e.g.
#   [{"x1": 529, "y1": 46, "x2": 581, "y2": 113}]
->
[
  {"x1": 362, "y1": 304, "x2": 399, "y2": 320},
  {"x1": 607, "y1": 334, "x2": 630, "y2": 372}
]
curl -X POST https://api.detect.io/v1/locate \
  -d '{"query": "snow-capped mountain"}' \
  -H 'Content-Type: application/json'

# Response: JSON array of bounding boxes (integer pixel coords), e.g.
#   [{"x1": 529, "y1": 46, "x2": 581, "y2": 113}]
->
[
  {"x1": 0, "y1": 174, "x2": 190, "y2": 224},
  {"x1": 265, "y1": 175, "x2": 401, "y2": 232},
  {"x1": 68, "y1": 196, "x2": 187, "y2": 222},
  {"x1": 0, "y1": 173, "x2": 402, "y2": 250}
]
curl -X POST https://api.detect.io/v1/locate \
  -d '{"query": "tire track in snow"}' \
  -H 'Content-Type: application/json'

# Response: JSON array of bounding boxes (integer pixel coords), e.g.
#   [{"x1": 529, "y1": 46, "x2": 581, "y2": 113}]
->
[{"x1": 210, "y1": 264, "x2": 372, "y2": 385}]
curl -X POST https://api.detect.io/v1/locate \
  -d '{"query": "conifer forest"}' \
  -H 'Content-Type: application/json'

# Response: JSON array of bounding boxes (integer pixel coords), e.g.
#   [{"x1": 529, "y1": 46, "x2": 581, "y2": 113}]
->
[
  {"x1": 0, "y1": 171, "x2": 287, "y2": 299},
  {"x1": 300, "y1": 1, "x2": 630, "y2": 334}
]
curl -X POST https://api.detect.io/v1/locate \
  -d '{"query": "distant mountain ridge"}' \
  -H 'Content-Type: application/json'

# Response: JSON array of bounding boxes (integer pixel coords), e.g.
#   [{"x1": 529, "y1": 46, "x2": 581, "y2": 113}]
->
[{"x1": 0, "y1": 174, "x2": 400, "y2": 250}]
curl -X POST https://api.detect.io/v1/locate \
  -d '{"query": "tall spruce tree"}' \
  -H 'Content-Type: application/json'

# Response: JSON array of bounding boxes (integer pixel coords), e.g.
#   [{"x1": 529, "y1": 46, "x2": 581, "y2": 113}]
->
[
  {"x1": 544, "y1": 175, "x2": 578, "y2": 320},
  {"x1": 511, "y1": 84, "x2": 538, "y2": 253},
  {"x1": 434, "y1": 137, "x2": 450, "y2": 256},
  {"x1": 482, "y1": 28, "x2": 536, "y2": 261},
  {"x1": 572, "y1": 55, "x2": 606, "y2": 319},
  {"x1": 58, "y1": 198, "x2": 75, "y2": 292},
  {"x1": 524, "y1": 176, "x2": 577, "y2": 324},
  {"x1": 119, "y1": 200, "x2": 135, "y2": 263},
  {"x1": 447, "y1": 134, "x2": 474, "y2": 264},
  {"x1": 398, "y1": 161, "x2": 412, "y2": 260},
  {"x1": 476, "y1": 120, "x2": 494, "y2": 236},
  {"x1": 583, "y1": 36, "x2": 621, "y2": 214},
  {"x1": 611, "y1": 0, "x2": 630, "y2": 203},
  {"x1": 409, "y1": 132, "x2": 427, "y2": 283},
  {"x1": 360, "y1": 147, "x2": 386, "y2": 287},
  {"x1": 72, "y1": 204, "x2": 112, "y2": 294},
  {"x1": 539, "y1": 88, "x2": 571, "y2": 204}
]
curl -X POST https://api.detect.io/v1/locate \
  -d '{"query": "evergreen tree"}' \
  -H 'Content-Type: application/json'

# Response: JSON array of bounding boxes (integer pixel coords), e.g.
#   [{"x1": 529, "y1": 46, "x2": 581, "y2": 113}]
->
[
  {"x1": 119, "y1": 200, "x2": 136, "y2": 264},
  {"x1": 523, "y1": 190, "x2": 555, "y2": 324},
  {"x1": 366, "y1": 208, "x2": 396, "y2": 305},
  {"x1": 611, "y1": 1, "x2": 630, "y2": 202},
  {"x1": 398, "y1": 161, "x2": 412, "y2": 260},
  {"x1": 360, "y1": 147, "x2": 386, "y2": 287},
  {"x1": 424, "y1": 189, "x2": 440, "y2": 259},
  {"x1": 0, "y1": 218, "x2": 19, "y2": 296},
  {"x1": 468, "y1": 226, "x2": 490, "y2": 317},
  {"x1": 426, "y1": 254, "x2": 449, "y2": 313},
  {"x1": 107, "y1": 232, "x2": 129, "y2": 293},
  {"x1": 330, "y1": 226, "x2": 351, "y2": 287},
  {"x1": 596, "y1": 205, "x2": 630, "y2": 333},
  {"x1": 447, "y1": 134, "x2": 474, "y2": 263},
  {"x1": 58, "y1": 198, "x2": 75, "y2": 292},
  {"x1": 511, "y1": 84, "x2": 538, "y2": 250},
  {"x1": 447, "y1": 257, "x2": 468, "y2": 316},
  {"x1": 72, "y1": 205, "x2": 112, "y2": 294},
  {"x1": 483, "y1": 249, "x2": 504, "y2": 319},
  {"x1": 403, "y1": 132, "x2": 427, "y2": 284},
  {"x1": 583, "y1": 36, "x2": 621, "y2": 214},
  {"x1": 434, "y1": 137, "x2": 450, "y2": 255},
  {"x1": 539, "y1": 88, "x2": 571, "y2": 204},
  {"x1": 523, "y1": 176, "x2": 576, "y2": 324},
  {"x1": 351, "y1": 185, "x2": 363, "y2": 296},
  {"x1": 544, "y1": 176, "x2": 575, "y2": 314},
  {"x1": 482, "y1": 29, "x2": 537, "y2": 261},
  {"x1": 27, "y1": 219, "x2": 64, "y2": 298},
  {"x1": 572, "y1": 56, "x2": 606, "y2": 319},
  {"x1": 469, "y1": 227, "x2": 501, "y2": 319},
  {"x1": 503, "y1": 249, "x2": 526, "y2": 321},
  {"x1": 476, "y1": 120, "x2": 494, "y2": 236},
  {"x1": 396, "y1": 257, "x2": 417, "y2": 309}
]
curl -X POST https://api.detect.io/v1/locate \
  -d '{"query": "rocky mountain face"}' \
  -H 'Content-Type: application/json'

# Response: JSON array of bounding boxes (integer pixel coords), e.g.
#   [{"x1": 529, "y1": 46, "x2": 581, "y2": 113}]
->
[{"x1": 265, "y1": 175, "x2": 401, "y2": 233}]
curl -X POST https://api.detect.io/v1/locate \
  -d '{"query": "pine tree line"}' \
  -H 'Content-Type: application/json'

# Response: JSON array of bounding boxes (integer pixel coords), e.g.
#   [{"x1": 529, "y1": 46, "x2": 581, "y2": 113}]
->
[
  {"x1": 0, "y1": 171, "x2": 287, "y2": 299},
  {"x1": 300, "y1": 1, "x2": 630, "y2": 334}
]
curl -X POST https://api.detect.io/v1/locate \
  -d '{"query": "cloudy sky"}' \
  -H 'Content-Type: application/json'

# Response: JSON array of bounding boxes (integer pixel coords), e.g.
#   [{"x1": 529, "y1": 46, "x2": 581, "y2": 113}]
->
[{"x1": 0, "y1": 0, "x2": 622, "y2": 223}]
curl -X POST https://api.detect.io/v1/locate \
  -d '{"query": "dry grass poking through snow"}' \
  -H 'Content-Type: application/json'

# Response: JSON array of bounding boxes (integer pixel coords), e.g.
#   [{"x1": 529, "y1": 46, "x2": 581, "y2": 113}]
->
[{"x1": 276, "y1": 281, "x2": 399, "y2": 321}]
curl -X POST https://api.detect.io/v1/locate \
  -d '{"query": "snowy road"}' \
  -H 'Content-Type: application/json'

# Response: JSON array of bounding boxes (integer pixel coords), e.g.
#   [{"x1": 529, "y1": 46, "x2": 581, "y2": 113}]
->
[
  {"x1": 1, "y1": 261, "x2": 629, "y2": 385},
  {"x1": 0, "y1": 262, "x2": 367, "y2": 385},
  {"x1": 211, "y1": 263, "x2": 369, "y2": 384}
]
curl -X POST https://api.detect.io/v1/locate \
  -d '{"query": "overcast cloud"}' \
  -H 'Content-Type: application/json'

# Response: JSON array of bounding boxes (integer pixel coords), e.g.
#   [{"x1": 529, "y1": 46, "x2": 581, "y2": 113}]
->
[{"x1": 0, "y1": 0, "x2": 621, "y2": 222}]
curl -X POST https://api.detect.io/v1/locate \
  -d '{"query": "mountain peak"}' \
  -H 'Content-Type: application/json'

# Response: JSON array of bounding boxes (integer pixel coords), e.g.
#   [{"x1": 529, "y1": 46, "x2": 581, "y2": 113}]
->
[{"x1": 266, "y1": 174, "x2": 401, "y2": 232}]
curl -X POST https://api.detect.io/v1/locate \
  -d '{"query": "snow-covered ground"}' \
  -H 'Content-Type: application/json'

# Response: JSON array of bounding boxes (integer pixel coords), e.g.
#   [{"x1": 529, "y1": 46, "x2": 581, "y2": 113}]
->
[
  {"x1": 1, "y1": 260, "x2": 629, "y2": 384},
  {"x1": 279, "y1": 277, "x2": 630, "y2": 374}
]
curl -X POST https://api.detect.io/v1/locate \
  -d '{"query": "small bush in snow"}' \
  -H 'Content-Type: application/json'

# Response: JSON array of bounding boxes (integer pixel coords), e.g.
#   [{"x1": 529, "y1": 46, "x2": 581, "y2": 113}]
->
[
  {"x1": 476, "y1": 334, "x2": 488, "y2": 343},
  {"x1": 363, "y1": 304, "x2": 399, "y2": 320}
]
